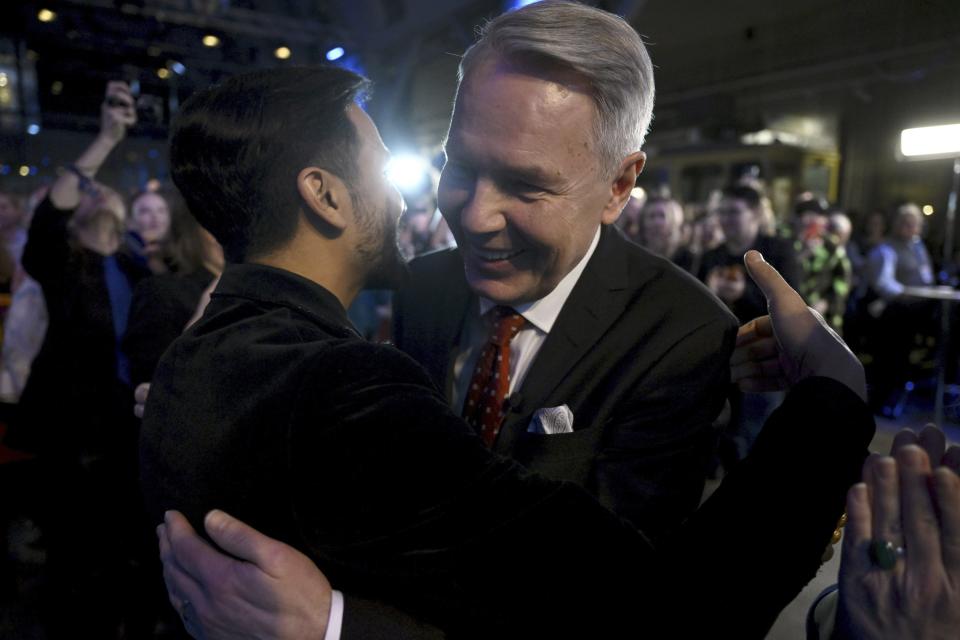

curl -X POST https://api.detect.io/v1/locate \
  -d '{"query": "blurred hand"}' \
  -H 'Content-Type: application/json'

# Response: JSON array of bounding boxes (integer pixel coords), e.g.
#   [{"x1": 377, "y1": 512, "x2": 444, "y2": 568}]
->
[
  {"x1": 889, "y1": 424, "x2": 960, "y2": 472},
  {"x1": 730, "y1": 250, "x2": 866, "y2": 401},
  {"x1": 836, "y1": 447, "x2": 960, "y2": 639},
  {"x1": 100, "y1": 81, "x2": 137, "y2": 144},
  {"x1": 134, "y1": 382, "x2": 150, "y2": 419},
  {"x1": 159, "y1": 510, "x2": 331, "y2": 640}
]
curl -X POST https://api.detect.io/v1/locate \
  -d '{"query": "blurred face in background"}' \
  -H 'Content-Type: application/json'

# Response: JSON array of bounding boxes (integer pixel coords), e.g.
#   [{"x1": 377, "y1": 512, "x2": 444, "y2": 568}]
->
[
  {"x1": 718, "y1": 197, "x2": 761, "y2": 251},
  {"x1": 131, "y1": 192, "x2": 171, "y2": 244},
  {"x1": 0, "y1": 193, "x2": 22, "y2": 232},
  {"x1": 640, "y1": 199, "x2": 683, "y2": 255},
  {"x1": 893, "y1": 206, "x2": 922, "y2": 241},
  {"x1": 72, "y1": 185, "x2": 126, "y2": 254}
]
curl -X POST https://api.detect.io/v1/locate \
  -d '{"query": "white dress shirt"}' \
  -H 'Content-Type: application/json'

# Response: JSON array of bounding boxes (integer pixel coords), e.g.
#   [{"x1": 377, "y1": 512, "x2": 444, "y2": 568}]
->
[{"x1": 452, "y1": 226, "x2": 601, "y2": 413}]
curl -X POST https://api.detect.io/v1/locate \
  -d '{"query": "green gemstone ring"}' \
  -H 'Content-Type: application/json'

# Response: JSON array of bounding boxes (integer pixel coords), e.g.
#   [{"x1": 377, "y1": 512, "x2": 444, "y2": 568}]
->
[{"x1": 868, "y1": 539, "x2": 904, "y2": 570}]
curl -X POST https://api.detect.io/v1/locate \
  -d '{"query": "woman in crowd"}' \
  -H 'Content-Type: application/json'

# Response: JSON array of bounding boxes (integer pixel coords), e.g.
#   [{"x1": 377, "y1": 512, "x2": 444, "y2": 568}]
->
[
  {"x1": 124, "y1": 196, "x2": 223, "y2": 387},
  {"x1": 635, "y1": 195, "x2": 695, "y2": 272}
]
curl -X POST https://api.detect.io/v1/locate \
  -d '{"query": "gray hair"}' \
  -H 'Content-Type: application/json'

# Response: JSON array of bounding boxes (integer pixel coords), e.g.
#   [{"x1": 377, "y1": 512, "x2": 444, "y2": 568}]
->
[{"x1": 458, "y1": 0, "x2": 654, "y2": 176}]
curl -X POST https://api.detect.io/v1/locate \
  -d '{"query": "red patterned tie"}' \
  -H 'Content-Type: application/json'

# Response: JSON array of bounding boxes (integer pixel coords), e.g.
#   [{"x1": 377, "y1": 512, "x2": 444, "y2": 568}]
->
[{"x1": 463, "y1": 306, "x2": 526, "y2": 447}]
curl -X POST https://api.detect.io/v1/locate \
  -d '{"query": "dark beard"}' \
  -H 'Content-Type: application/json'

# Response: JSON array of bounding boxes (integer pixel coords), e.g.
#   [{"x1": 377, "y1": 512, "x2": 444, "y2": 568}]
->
[
  {"x1": 364, "y1": 233, "x2": 409, "y2": 290},
  {"x1": 354, "y1": 194, "x2": 409, "y2": 291}
]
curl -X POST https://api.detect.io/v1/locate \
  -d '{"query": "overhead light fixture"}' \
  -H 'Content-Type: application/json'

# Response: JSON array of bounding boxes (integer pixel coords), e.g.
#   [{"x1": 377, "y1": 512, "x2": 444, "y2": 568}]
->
[
  {"x1": 274, "y1": 46, "x2": 292, "y2": 60},
  {"x1": 37, "y1": 8, "x2": 57, "y2": 22},
  {"x1": 923, "y1": 204, "x2": 935, "y2": 216},
  {"x1": 900, "y1": 124, "x2": 960, "y2": 158},
  {"x1": 157, "y1": 68, "x2": 171, "y2": 79},
  {"x1": 27, "y1": 123, "x2": 40, "y2": 135},
  {"x1": 170, "y1": 61, "x2": 186, "y2": 75},
  {"x1": 325, "y1": 46, "x2": 345, "y2": 61},
  {"x1": 202, "y1": 34, "x2": 220, "y2": 48},
  {"x1": 0, "y1": 73, "x2": 7, "y2": 88},
  {"x1": 18, "y1": 165, "x2": 30, "y2": 177}
]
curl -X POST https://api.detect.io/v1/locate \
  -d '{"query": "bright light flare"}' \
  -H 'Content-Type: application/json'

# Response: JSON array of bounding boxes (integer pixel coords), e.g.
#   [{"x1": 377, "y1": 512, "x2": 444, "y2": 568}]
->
[
  {"x1": 202, "y1": 35, "x2": 220, "y2": 48},
  {"x1": 326, "y1": 47, "x2": 345, "y2": 61},
  {"x1": 275, "y1": 46, "x2": 292, "y2": 60},
  {"x1": 386, "y1": 154, "x2": 430, "y2": 191},
  {"x1": 901, "y1": 124, "x2": 960, "y2": 158},
  {"x1": 38, "y1": 9, "x2": 56, "y2": 22},
  {"x1": 923, "y1": 205, "x2": 935, "y2": 216}
]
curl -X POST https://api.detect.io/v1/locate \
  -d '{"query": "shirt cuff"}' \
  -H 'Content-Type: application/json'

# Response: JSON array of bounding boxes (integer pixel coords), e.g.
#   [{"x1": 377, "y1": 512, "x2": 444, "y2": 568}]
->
[{"x1": 324, "y1": 589, "x2": 344, "y2": 640}]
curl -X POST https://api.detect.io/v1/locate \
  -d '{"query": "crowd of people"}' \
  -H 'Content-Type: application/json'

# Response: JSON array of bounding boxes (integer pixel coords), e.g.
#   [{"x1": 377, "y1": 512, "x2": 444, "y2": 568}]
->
[
  {"x1": 617, "y1": 184, "x2": 954, "y2": 419},
  {"x1": 0, "y1": 1, "x2": 957, "y2": 639}
]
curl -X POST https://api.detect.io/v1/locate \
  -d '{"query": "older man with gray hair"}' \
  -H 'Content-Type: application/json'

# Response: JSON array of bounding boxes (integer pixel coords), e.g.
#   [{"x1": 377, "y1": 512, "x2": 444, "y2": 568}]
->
[{"x1": 394, "y1": 0, "x2": 735, "y2": 542}]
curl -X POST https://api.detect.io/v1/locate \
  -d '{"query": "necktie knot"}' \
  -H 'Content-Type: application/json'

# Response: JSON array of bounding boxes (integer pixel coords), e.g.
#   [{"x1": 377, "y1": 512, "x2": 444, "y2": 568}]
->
[{"x1": 490, "y1": 306, "x2": 525, "y2": 346}]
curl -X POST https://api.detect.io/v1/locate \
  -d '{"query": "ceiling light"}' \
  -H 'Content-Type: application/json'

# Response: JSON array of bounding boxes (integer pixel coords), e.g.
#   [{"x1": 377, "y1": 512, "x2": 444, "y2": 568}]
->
[
  {"x1": 326, "y1": 47, "x2": 345, "y2": 61},
  {"x1": 157, "y1": 68, "x2": 171, "y2": 79},
  {"x1": 202, "y1": 35, "x2": 220, "y2": 48},
  {"x1": 274, "y1": 46, "x2": 292, "y2": 60},
  {"x1": 38, "y1": 9, "x2": 56, "y2": 22},
  {"x1": 900, "y1": 124, "x2": 960, "y2": 158}
]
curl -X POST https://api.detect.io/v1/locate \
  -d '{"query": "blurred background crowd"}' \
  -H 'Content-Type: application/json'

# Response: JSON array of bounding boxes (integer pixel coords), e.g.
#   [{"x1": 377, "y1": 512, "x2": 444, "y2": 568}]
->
[{"x1": 1, "y1": 0, "x2": 959, "y2": 638}]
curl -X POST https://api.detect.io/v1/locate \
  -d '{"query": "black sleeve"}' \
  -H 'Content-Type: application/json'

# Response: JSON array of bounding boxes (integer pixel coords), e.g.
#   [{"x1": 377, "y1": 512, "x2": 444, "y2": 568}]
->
[
  {"x1": 665, "y1": 376, "x2": 874, "y2": 638},
  {"x1": 22, "y1": 195, "x2": 72, "y2": 288},
  {"x1": 341, "y1": 594, "x2": 445, "y2": 640},
  {"x1": 287, "y1": 342, "x2": 660, "y2": 638}
]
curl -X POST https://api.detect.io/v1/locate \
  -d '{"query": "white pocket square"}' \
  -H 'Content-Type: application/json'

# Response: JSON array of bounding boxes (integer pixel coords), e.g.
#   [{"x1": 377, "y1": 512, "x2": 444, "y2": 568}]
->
[{"x1": 527, "y1": 404, "x2": 574, "y2": 435}]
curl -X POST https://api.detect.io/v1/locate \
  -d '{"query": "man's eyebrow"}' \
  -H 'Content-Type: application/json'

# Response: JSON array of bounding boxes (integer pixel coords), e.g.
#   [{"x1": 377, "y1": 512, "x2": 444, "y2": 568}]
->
[{"x1": 442, "y1": 144, "x2": 557, "y2": 185}]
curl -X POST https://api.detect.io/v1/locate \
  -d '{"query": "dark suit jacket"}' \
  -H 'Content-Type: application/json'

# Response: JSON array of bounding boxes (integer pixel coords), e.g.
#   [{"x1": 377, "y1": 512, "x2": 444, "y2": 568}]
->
[
  {"x1": 394, "y1": 225, "x2": 739, "y2": 539},
  {"x1": 140, "y1": 263, "x2": 874, "y2": 639}
]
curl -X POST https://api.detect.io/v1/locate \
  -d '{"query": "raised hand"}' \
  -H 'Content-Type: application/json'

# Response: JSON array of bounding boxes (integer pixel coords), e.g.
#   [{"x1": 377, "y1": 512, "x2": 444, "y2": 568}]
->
[{"x1": 731, "y1": 250, "x2": 866, "y2": 401}]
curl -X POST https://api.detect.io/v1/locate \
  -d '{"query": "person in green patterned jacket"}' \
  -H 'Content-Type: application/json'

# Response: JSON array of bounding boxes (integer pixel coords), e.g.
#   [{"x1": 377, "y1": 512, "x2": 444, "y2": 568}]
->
[{"x1": 792, "y1": 195, "x2": 852, "y2": 333}]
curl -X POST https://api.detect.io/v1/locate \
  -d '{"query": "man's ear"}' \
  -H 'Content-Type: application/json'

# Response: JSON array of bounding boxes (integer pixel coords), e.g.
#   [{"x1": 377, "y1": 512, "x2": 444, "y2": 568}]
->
[
  {"x1": 297, "y1": 166, "x2": 350, "y2": 231},
  {"x1": 601, "y1": 151, "x2": 646, "y2": 225}
]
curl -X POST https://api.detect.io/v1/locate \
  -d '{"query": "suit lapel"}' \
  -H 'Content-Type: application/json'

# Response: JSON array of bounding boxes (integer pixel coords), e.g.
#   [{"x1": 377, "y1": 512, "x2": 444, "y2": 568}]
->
[
  {"x1": 499, "y1": 227, "x2": 642, "y2": 442},
  {"x1": 432, "y1": 251, "x2": 474, "y2": 398}
]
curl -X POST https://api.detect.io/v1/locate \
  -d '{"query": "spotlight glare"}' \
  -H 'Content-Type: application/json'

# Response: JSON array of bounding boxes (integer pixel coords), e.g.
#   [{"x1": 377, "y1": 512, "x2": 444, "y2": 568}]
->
[
  {"x1": 202, "y1": 34, "x2": 220, "y2": 47},
  {"x1": 170, "y1": 61, "x2": 186, "y2": 75},
  {"x1": 38, "y1": 8, "x2": 56, "y2": 22},
  {"x1": 386, "y1": 154, "x2": 430, "y2": 192},
  {"x1": 900, "y1": 124, "x2": 960, "y2": 157},
  {"x1": 923, "y1": 205, "x2": 935, "y2": 216},
  {"x1": 157, "y1": 68, "x2": 171, "y2": 79},
  {"x1": 275, "y1": 46, "x2": 292, "y2": 60},
  {"x1": 18, "y1": 165, "x2": 30, "y2": 177},
  {"x1": 326, "y1": 47, "x2": 345, "y2": 61},
  {"x1": 27, "y1": 123, "x2": 40, "y2": 135}
]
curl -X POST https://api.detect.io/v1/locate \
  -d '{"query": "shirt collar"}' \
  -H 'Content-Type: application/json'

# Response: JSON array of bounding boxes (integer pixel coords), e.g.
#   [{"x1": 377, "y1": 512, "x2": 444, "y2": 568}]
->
[{"x1": 479, "y1": 225, "x2": 601, "y2": 334}]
